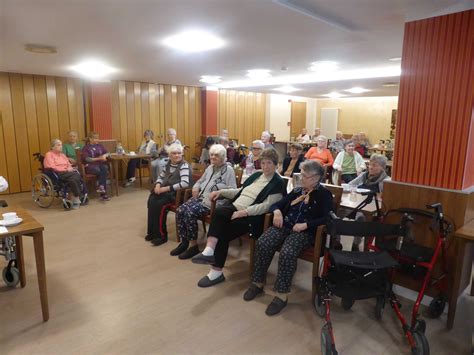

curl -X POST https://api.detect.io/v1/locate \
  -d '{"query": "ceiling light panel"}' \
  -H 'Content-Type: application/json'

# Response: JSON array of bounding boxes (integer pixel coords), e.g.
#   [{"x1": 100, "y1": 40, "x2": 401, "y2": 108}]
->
[
  {"x1": 345, "y1": 87, "x2": 370, "y2": 94},
  {"x1": 246, "y1": 69, "x2": 271, "y2": 79},
  {"x1": 308, "y1": 61, "x2": 339, "y2": 72},
  {"x1": 274, "y1": 86, "x2": 300, "y2": 93},
  {"x1": 200, "y1": 75, "x2": 221, "y2": 84},
  {"x1": 162, "y1": 30, "x2": 225, "y2": 53},
  {"x1": 322, "y1": 92, "x2": 345, "y2": 98},
  {"x1": 70, "y1": 60, "x2": 117, "y2": 80}
]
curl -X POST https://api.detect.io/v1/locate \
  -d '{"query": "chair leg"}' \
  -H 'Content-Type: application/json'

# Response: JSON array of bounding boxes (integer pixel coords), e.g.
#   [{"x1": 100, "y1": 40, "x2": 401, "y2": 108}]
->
[{"x1": 201, "y1": 220, "x2": 207, "y2": 237}]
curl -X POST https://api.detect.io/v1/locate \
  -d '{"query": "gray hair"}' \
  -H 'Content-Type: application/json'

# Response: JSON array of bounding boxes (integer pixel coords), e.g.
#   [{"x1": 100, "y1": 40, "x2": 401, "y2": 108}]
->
[
  {"x1": 344, "y1": 140, "x2": 354, "y2": 147},
  {"x1": 316, "y1": 135, "x2": 328, "y2": 143},
  {"x1": 67, "y1": 130, "x2": 78, "y2": 136},
  {"x1": 209, "y1": 144, "x2": 227, "y2": 160},
  {"x1": 300, "y1": 160, "x2": 325, "y2": 183},
  {"x1": 143, "y1": 129, "x2": 154, "y2": 138},
  {"x1": 370, "y1": 153, "x2": 387, "y2": 169},
  {"x1": 261, "y1": 131, "x2": 271, "y2": 139},
  {"x1": 51, "y1": 138, "x2": 62, "y2": 148},
  {"x1": 166, "y1": 143, "x2": 183, "y2": 154},
  {"x1": 218, "y1": 136, "x2": 229, "y2": 145},
  {"x1": 167, "y1": 128, "x2": 177, "y2": 136},
  {"x1": 252, "y1": 140, "x2": 265, "y2": 149}
]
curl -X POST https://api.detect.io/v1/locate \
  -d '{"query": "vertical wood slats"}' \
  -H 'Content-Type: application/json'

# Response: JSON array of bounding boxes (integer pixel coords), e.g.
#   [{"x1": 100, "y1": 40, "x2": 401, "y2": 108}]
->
[
  {"x1": 393, "y1": 10, "x2": 474, "y2": 190},
  {"x1": 217, "y1": 90, "x2": 266, "y2": 147},
  {"x1": 0, "y1": 72, "x2": 85, "y2": 193},
  {"x1": 110, "y1": 81, "x2": 202, "y2": 162}
]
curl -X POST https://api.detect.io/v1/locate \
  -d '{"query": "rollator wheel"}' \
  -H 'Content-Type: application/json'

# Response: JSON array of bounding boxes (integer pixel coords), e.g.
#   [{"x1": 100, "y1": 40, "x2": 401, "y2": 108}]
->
[
  {"x1": 411, "y1": 330, "x2": 430, "y2": 355},
  {"x1": 341, "y1": 297, "x2": 354, "y2": 310},
  {"x1": 427, "y1": 296, "x2": 446, "y2": 318},
  {"x1": 413, "y1": 319, "x2": 426, "y2": 334},
  {"x1": 2, "y1": 266, "x2": 20, "y2": 288},
  {"x1": 374, "y1": 295, "x2": 385, "y2": 320},
  {"x1": 314, "y1": 294, "x2": 326, "y2": 318},
  {"x1": 320, "y1": 324, "x2": 335, "y2": 355}
]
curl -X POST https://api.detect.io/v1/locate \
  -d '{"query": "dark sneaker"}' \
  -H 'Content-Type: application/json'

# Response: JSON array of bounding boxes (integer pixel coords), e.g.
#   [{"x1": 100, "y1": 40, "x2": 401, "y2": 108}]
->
[
  {"x1": 243, "y1": 284, "x2": 264, "y2": 301},
  {"x1": 145, "y1": 234, "x2": 154, "y2": 241},
  {"x1": 265, "y1": 297, "x2": 288, "y2": 316},
  {"x1": 197, "y1": 274, "x2": 225, "y2": 288},
  {"x1": 151, "y1": 238, "x2": 167, "y2": 246},
  {"x1": 178, "y1": 245, "x2": 200, "y2": 259},
  {"x1": 191, "y1": 252, "x2": 215, "y2": 265},
  {"x1": 170, "y1": 241, "x2": 189, "y2": 256},
  {"x1": 100, "y1": 194, "x2": 110, "y2": 201}
]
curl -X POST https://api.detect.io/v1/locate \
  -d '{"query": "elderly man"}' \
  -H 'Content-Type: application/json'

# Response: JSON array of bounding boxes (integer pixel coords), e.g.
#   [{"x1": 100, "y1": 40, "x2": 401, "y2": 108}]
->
[
  {"x1": 329, "y1": 131, "x2": 345, "y2": 152},
  {"x1": 62, "y1": 130, "x2": 84, "y2": 164},
  {"x1": 261, "y1": 131, "x2": 274, "y2": 149},
  {"x1": 218, "y1": 136, "x2": 235, "y2": 163},
  {"x1": 150, "y1": 128, "x2": 182, "y2": 183}
]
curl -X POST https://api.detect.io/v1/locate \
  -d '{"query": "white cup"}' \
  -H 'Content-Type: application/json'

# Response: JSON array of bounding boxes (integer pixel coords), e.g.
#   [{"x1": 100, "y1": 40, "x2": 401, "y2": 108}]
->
[
  {"x1": 129, "y1": 151, "x2": 136, "y2": 156},
  {"x1": 3, "y1": 212, "x2": 17, "y2": 221}
]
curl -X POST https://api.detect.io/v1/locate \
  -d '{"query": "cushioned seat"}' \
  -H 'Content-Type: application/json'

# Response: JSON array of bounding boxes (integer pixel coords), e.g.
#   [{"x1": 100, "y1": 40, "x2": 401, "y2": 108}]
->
[{"x1": 330, "y1": 250, "x2": 398, "y2": 270}]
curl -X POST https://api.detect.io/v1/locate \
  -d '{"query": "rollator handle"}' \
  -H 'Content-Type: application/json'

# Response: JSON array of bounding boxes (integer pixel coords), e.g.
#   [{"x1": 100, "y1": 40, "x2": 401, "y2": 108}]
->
[{"x1": 426, "y1": 203, "x2": 443, "y2": 217}]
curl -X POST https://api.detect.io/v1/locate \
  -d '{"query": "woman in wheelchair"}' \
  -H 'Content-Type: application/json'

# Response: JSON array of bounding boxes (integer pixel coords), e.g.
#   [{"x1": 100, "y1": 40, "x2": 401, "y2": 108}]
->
[
  {"x1": 243, "y1": 160, "x2": 333, "y2": 316},
  {"x1": 44, "y1": 139, "x2": 85, "y2": 209}
]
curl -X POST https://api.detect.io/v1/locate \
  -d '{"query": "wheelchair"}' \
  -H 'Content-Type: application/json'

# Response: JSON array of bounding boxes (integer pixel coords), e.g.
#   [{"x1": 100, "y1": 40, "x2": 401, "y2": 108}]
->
[{"x1": 31, "y1": 153, "x2": 88, "y2": 209}]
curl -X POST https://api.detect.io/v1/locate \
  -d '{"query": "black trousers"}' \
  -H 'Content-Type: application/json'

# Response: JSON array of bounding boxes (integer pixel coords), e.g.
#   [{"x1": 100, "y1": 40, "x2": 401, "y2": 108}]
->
[
  {"x1": 58, "y1": 171, "x2": 82, "y2": 197},
  {"x1": 86, "y1": 164, "x2": 108, "y2": 187},
  {"x1": 208, "y1": 201, "x2": 249, "y2": 268},
  {"x1": 147, "y1": 192, "x2": 175, "y2": 239},
  {"x1": 126, "y1": 159, "x2": 149, "y2": 180},
  {"x1": 341, "y1": 173, "x2": 357, "y2": 184}
]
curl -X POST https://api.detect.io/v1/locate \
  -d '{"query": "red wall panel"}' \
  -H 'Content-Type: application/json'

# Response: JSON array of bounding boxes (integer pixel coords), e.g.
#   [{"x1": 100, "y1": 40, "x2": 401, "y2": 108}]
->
[
  {"x1": 90, "y1": 83, "x2": 113, "y2": 139},
  {"x1": 393, "y1": 10, "x2": 474, "y2": 190}
]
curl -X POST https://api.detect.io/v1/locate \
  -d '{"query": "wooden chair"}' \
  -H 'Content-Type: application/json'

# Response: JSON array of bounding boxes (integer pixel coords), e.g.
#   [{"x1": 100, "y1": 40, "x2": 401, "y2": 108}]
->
[
  {"x1": 234, "y1": 167, "x2": 244, "y2": 188},
  {"x1": 191, "y1": 162, "x2": 206, "y2": 182},
  {"x1": 248, "y1": 183, "x2": 343, "y2": 300},
  {"x1": 136, "y1": 158, "x2": 152, "y2": 186}
]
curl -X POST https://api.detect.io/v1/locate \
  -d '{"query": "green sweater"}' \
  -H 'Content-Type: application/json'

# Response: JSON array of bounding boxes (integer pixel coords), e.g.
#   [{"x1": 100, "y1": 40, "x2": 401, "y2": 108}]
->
[{"x1": 63, "y1": 143, "x2": 84, "y2": 159}]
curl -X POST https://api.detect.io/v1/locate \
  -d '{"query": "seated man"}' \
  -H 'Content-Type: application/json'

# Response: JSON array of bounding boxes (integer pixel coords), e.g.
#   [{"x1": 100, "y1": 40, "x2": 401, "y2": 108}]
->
[
  {"x1": 150, "y1": 128, "x2": 182, "y2": 183},
  {"x1": 244, "y1": 160, "x2": 332, "y2": 315},
  {"x1": 146, "y1": 143, "x2": 190, "y2": 246},
  {"x1": 218, "y1": 136, "x2": 235, "y2": 163},
  {"x1": 44, "y1": 138, "x2": 84, "y2": 209},
  {"x1": 191, "y1": 148, "x2": 285, "y2": 288},
  {"x1": 124, "y1": 129, "x2": 157, "y2": 187},
  {"x1": 62, "y1": 130, "x2": 84, "y2": 165},
  {"x1": 81, "y1": 131, "x2": 110, "y2": 201}
]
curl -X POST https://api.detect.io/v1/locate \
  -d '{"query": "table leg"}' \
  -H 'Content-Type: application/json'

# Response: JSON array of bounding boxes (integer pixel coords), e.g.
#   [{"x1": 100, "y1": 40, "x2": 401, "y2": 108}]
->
[
  {"x1": 14, "y1": 235, "x2": 26, "y2": 287},
  {"x1": 447, "y1": 238, "x2": 465, "y2": 329},
  {"x1": 113, "y1": 159, "x2": 119, "y2": 196},
  {"x1": 32, "y1": 231, "x2": 49, "y2": 322}
]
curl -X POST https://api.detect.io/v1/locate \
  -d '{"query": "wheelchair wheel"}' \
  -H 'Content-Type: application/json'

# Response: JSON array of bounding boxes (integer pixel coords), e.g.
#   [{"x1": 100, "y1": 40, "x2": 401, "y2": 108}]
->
[
  {"x1": 427, "y1": 296, "x2": 446, "y2": 318},
  {"x1": 411, "y1": 330, "x2": 430, "y2": 355},
  {"x1": 374, "y1": 295, "x2": 385, "y2": 320},
  {"x1": 321, "y1": 324, "x2": 335, "y2": 355},
  {"x1": 2, "y1": 266, "x2": 20, "y2": 287},
  {"x1": 341, "y1": 297, "x2": 354, "y2": 310},
  {"x1": 31, "y1": 174, "x2": 55, "y2": 208},
  {"x1": 314, "y1": 294, "x2": 326, "y2": 318}
]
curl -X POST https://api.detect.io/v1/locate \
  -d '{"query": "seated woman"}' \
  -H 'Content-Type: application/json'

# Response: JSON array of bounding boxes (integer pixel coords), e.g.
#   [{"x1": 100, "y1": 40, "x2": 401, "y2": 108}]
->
[
  {"x1": 146, "y1": 143, "x2": 190, "y2": 246},
  {"x1": 351, "y1": 134, "x2": 366, "y2": 157},
  {"x1": 244, "y1": 160, "x2": 333, "y2": 315},
  {"x1": 150, "y1": 128, "x2": 182, "y2": 183},
  {"x1": 191, "y1": 148, "x2": 285, "y2": 288},
  {"x1": 218, "y1": 136, "x2": 235, "y2": 163},
  {"x1": 62, "y1": 130, "x2": 84, "y2": 165},
  {"x1": 280, "y1": 143, "x2": 304, "y2": 177},
  {"x1": 240, "y1": 140, "x2": 264, "y2": 174},
  {"x1": 199, "y1": 137, "x2": 216, "y2": 166},
  {"x1": 296, "y1": 128, "x2": 311, "y2": 143},
  {"x1": 333, "y1": 140, "x2": 366, "y2": 184},
  {"x1": 124, "y1": 129, "x2": 157, "y2": 187},
  {"x1": 81, "y1": 132, "x2": 110, "y2": 201},
  {"x1": 171, "y1": 144, "x2": 237, "y2": 259},
  {"x1": 305, "y1": 135, "x2": 334, "y2": 169},
  {"x1": 44, "y1": 139, "x2": 84, "y2": 209}
]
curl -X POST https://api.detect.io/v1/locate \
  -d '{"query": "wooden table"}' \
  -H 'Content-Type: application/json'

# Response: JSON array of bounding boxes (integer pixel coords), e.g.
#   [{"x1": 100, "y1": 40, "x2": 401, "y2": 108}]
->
[
  {"x1": 1, "y1": 207, "x2": 48, "y2": 321},
  {"x1": 108, "y1": 153, "x2": 151, "y2": 196}
]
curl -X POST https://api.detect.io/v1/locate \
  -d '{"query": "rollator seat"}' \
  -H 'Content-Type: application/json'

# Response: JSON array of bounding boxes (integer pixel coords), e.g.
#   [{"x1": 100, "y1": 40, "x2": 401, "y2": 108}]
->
[
  {"x1": 330, "y1": 250, "x2": 398, "y2": 270},
  {"x1": 377, "y1": 239, "x2": 434, "y2": 263}
]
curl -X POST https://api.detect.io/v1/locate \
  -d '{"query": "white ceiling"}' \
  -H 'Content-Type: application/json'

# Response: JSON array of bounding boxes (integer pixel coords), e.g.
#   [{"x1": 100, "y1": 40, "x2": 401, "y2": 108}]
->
[{"x1": 1, "y1": 0, "x2": 472, "y2": 98}]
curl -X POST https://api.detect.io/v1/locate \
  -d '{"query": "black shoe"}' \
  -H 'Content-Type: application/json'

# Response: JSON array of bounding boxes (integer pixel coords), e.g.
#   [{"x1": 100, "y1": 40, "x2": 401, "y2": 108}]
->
[
  {"x1": 265, "y1": 297, "x2": 288, "y2": 316},
  {"x1": 151, "y1": 238, "x2": 168, "y2": 246},
  {"x1": 145, "y1": 234, "x2": 154, "y2": 241},
  {"x1": 191, "y1": 252, "x2": 215, "y2": 265},
  {"x1": 179, "y1": 245, "x2": 200, "y2": 260},
  {"x1": 243, "y1": 284, "x2": 264, "y2": 301},
  {"x1": 197, "y1": 274, "x2": 225, "y2": 288},
  {"x1": 170, "y1": 241, "x2": 189, "y2": 256}
]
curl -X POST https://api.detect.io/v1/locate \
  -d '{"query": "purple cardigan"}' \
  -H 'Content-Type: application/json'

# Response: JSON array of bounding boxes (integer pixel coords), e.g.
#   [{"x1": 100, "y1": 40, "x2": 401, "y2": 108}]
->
[{"x1": 81, "y1": 143, "x2": 108, "y2": 167}]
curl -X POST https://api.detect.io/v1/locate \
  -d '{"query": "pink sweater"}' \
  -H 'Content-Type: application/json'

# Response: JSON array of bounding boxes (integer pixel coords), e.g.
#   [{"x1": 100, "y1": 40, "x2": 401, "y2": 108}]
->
[{"x1": 43, "y1": 151, "x2": 73, "y2": 172}]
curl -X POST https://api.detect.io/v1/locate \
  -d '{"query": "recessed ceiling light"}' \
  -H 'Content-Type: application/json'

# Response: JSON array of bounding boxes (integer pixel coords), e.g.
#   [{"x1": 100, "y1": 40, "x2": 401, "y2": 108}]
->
[
  {"x1": 322, "y1": 92, "x2": 345, "y2": 99},
  {"x1": 24, "y1": 44, "x2": 57, "y2": 54},
  {"x1": 246, "y1": 69, "x2": 271, "y2": 79},
  {"x1": 274, "y1": 86, "x2": 300, "y2": 94},
  {"x1": 388, "y1": 57, "x2": 402, "y2": 61},
  {"x1": 382, "y1": 82, "x2": 399, "y2": 87},
  {"x1": 345, "y1": 87, "x2": 370, "y2": 94},
  {"x1": 199, "y1": 75, "x2": 221, "y2": 84},
  {"x1": 308, "y1": 61, "x2": 339, "y2": 72},
  {"x1": 162, "y1": 30, "x2": 225, "y2": 53},
  {"x1": 70, "y1": 60, "x2": 117, "y2": 79}
]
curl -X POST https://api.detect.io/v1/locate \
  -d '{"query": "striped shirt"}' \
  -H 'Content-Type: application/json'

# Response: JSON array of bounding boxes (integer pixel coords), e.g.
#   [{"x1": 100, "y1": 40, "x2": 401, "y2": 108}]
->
[{"x1": 157, "y1": 161, "x2": 190, "y2": 191}]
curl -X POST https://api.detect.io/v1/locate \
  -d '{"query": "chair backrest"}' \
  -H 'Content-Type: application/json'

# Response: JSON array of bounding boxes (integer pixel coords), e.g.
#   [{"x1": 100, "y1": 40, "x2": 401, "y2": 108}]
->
[
  {"x1": 75, "y1": 149, "x2": 88, "y2": 177},
  {"x1": 322, "y1": 183, "x2": 343, "y2": 213},
  {"x1": 98, "y1": 139, "x2": 117, "y2": 153},
  {"x1": 234, "y1": 167, "x2": 244, "y2": 187},
  {"x1": 191, "y1": 162, "x2": 206, "y2": 182}
]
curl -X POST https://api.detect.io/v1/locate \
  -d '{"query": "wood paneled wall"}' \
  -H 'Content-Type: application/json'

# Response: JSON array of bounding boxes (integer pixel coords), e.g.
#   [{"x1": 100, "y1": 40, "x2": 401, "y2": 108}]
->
[
  {"x1": 111, "y1": 81, "x2": 202, "y2": 162},
  {"x1": 0, "y1": 72, "x2": 85, "y2": 193},
  {"x1": 393, "y1": 10, "x2": 474, "y2": 190},
  {"x1": 89, "y1": 83, "x2": 113, "y2": 139},
  {"x1": 217, "y1": 90, "x2": 266, "y2": 146}
]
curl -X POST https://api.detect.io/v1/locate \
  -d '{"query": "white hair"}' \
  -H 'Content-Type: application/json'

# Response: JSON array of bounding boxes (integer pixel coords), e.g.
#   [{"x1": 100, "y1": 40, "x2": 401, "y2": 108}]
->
[
  {"x1": 166, "y1": 143, "x2": 183, "y2": 154},
  {"x1": 209, "y1": 144, "x2": 227, "y2": 160},
  {"x1": 261, "y1": 131, "x2": 271, "y2": 139},
  {"x1": 167, "y1": 128, "x2": 177, "y2": 135},
  {"x1": 51, "y1": 138, "x2": 62, "y2": 148},
  {"x1": 252, "y1": 140, "x2": 265, "y2": 149},
  {"x1": 316, "y1": 135, "x2": 328, "y2": 142}
]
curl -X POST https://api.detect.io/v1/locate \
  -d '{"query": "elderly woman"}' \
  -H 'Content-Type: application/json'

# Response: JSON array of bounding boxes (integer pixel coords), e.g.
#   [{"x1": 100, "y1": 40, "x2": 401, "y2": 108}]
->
[
  {"x1": 62, "y1": 130, "x2": 84, "y2": 164},
  {"x1": 150, "y1": 128, "x2": 182, "y2": 183},
  {"x1": 305, "y1": 135, "x2": 334, "y2": 168},
  {"x1": 280, "y1": 143, "x2": 304, "y2": 177},
  {"x1": 124, "y1": 129, "x2": 157, "y2": 187},
  {"x1": 329, "y1": 131, "x2": 345, "y2": 153},
  {"x1": 351, "y1": 134, "x2": 366, "y2": 156},
  {"x1": 244, "y1": 161, "x2": 333, "y2": 315},
  {"x1": 191, "y1": 149, "x2": 285, "y2": 288},
  {"x1": 199, "y1": 137, "x2": 216, "y2": 166},
  {"x1": 81, "y1": 132, "x2": 110, "y2": 201},
  {"x1": 261, "y1": 131, "x2": 274, "y2": 149},
  {"x1": 312, "y1": 127, "x2": 321, "y2": 141},
  {"x1": 171, "y1": 144, "x2": 237, "y2": 259},
  {"x1": 333, "y1": 140, "x2": 366, "y2": 184},
  {"x1": 241, "y1": 140, "x2": 264, "y2": 174},
  {"x1": 146, "y1": 143, "x2": 190, "y2": 246},
  {"x1": 44, "y1": 139, "x2": 84, "y2": 209},
  {"x1": 218, "y1": 136, "x2": 235, "y2": 163},
  {"x1": 296, "y1": 128, "x2": 310, "y2": 143}
]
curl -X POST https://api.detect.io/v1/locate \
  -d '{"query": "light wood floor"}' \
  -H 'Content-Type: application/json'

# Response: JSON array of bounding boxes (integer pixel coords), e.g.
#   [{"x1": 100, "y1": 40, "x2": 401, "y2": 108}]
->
[{"x1": 0, "y1": 188, "x2": 472, "y2": 354}]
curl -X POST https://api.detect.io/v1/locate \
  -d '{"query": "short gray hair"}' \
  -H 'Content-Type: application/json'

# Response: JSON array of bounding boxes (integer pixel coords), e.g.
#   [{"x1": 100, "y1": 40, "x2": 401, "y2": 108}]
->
[
  {"x1": 370, "y1": 153, "x2": 387, "y2": 169},
  {"x1": 261, "y1": 131, "x2": 271, "y2": 139},
  {"x1": 51, "y1": 138, "x2": 62, "y2": 148},
  {"x1": 166, "y1": 143, "x2": 183, "y2": 154},
  {"x1": 167, "y1": 128, "x2": 177, "y2": 136},
  {"x1": 218, "y1": 136, "x2": 229, "y2": 145},
  {"x1": 316, "y1": 135, "x2": 328, "y2": 143},
  {"x1": 143, "y1": 129, "x2": 154, "y2": 138},
  {"x1": 300, "y1": 160, "x2": 325, "y2": 183},
  {"x1": 209, "y1": 144, "x2": 227, "y2": 160},
  {"x1": 252, "y1": 140, "x2": 265, "y2": 149},
  {"x1": 344, "y1": 140, "x2": 354, "y2": 147}
]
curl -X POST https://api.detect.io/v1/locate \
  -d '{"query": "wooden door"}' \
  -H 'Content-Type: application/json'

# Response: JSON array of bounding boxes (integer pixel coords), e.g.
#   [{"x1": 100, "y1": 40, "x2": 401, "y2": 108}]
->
[{"x1": 290, "y1": 102, "x2": 306, "y2": 139}]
